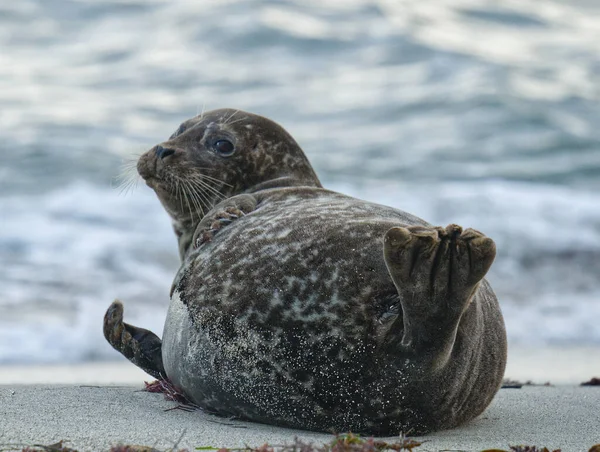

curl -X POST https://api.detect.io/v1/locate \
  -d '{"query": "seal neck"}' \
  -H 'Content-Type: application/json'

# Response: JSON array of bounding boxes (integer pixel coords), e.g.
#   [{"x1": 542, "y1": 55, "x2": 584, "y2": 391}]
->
[
  {"x1": 173, "y1": 219, "x2": 196, "y2": 262},
  {"x1": 174, "y1": 175, "x2": 322, "y2": 261},
  {"x1": 246, "y1": 175, "x2": 322, "y2": 192}
]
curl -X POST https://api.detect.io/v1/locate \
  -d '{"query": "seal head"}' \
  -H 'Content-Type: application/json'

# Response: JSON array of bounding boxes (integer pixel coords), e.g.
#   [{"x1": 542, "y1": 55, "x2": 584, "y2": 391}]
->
[{"x1": 137, "y1": 109, "x2": 321, "y2": 256}]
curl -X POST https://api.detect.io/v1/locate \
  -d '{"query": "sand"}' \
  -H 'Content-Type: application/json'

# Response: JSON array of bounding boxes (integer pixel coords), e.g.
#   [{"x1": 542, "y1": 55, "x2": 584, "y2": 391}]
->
[
  {"x1": 0, "y1": 346, "x2": 599, "y2": 452},
  {"x1": 1, "y1": 384, "x2": 599, "y2": 452}
]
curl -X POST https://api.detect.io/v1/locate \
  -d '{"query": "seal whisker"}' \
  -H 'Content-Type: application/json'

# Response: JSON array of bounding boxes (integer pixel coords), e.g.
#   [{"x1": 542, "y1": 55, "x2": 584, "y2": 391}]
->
[
  {"x1": 189, "y1": 172, "x2": 229, "y2": 189},
  {"x1": 222, "y1": 109, "x2": 240, "y2": 125},
  {"x1": 187, "y1": 174, "x2": 226, "y2": 197},
  {"x1": 174, "y1": 176, "x2": 196, "y2": 222},
  {"x1": 186, "y1": 178, "x2": 220, "y2": 213},
  {"x1": 114, "y1": 157, "x2": 141, "y2": 195},
  {"x1": 189, "y1": 182, "x2": 213, "y2": 213},
  {"x1": 184, "y1": 166, "x2": 233, "y2": 186},
  {"x1": 222, "y1": 116, "x2": 247, "y2": 127},
  {"x1": 180, "y1": 179, "x2": 200, "y2": 220},
  {"x1": 181, "y1": 177, "x2": 205, "y2": 221},
  {"x1": 188, "y1": 176, "x2": 228, "y2": 201},
  {"x1": 187, "y1": 181, "x2": 206, "y2": 220},
  {"x1": 188, "y1": 183, "x2": 226, "y2": 214},
  {"x1": 191, "y1": 171, "x2": 233, "y2": 187},
  {"x1": 116, "y1": 176, "x2": 138, "y2": 195},
  {"x1": 187, "y1": 184, "x2": 204, "y2": 222},
  {"x1": 174, "y1": 179, "x2": 185, "y2": 216}
]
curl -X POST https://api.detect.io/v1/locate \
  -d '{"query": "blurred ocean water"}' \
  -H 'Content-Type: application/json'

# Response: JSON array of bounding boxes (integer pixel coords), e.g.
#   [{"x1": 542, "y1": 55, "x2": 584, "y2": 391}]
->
[{"x1": 0, "y1": 0, "x2": 599, "y2": 364}]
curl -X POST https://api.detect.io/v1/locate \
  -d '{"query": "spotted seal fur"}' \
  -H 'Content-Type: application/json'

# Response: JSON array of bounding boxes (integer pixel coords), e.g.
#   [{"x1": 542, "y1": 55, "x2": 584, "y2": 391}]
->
[{"x1": 104, "y1": 109, "x2": 507, "y2": 435}]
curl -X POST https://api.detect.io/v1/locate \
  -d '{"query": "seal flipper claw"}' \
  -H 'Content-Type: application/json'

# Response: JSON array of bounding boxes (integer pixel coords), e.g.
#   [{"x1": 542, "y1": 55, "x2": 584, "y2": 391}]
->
[
  {"x1": 383, "y1": 224, "x2": 496, "y2": 371},
  {"x1": 193, "y1": 194, "x2": 257, "y2": 248},
  {"x1": 103, "y1": 299, "x2": 166, "y2": 379}
]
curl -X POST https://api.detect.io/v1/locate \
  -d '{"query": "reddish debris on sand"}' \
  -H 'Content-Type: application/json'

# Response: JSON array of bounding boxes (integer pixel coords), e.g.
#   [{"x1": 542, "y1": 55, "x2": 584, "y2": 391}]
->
[
  {"x1": 509, "y1": 447, "x2": 561, "y2": 452},
  {"x1": 21, "y1": 441, "x2": 78, "y2": 452},
  {"x1": 144, "y1": 378, "x2": 193, "y2": 405},
  {"x1": 109, "y1": 447, "x2": 189, "y2": 452},
  {"x1": 109, "y1": 447, "x2": 159, "y2": 452}
]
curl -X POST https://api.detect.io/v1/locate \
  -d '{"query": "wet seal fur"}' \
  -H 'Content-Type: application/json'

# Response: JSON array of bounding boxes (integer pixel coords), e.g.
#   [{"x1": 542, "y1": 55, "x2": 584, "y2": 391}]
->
[{"x1": 104, "y1": 109, "x2": 507, "y2": 435}]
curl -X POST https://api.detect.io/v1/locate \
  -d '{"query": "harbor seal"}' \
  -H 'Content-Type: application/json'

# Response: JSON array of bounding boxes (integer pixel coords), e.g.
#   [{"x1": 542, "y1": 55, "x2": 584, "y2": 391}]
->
[{"x1": 103, "y1": 109, "x2": 507, "y2": 435}]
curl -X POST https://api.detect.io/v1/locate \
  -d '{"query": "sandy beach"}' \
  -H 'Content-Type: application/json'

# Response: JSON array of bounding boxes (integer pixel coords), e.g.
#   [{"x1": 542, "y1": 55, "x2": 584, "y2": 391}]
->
[{"x1": 1, "y1": 346, "x2": 599, "y2": 452}]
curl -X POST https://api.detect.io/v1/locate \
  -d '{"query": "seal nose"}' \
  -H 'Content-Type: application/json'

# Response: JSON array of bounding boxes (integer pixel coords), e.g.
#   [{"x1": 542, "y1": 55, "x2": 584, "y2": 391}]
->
[{"x1": 155, "y1": 145, "x2": 175, "y2": 159}]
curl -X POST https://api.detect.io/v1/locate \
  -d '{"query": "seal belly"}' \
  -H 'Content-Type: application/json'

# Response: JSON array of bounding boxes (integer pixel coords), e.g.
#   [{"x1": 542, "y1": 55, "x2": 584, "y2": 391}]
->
[{"x1": 163, "y1": 288, "x2": 387, "y2": 432}]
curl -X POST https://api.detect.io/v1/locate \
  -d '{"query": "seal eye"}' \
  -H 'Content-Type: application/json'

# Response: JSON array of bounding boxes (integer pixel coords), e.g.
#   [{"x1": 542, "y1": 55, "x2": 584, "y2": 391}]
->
[{"x1": 213, "y1": 139, "x2": 235, "y2": 157}]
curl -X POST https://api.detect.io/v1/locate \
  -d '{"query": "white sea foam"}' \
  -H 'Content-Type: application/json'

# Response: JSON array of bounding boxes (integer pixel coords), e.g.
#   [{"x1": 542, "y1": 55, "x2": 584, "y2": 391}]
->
[{"x1": 0, "y1": 182, "x2": 177, "y2": 363}]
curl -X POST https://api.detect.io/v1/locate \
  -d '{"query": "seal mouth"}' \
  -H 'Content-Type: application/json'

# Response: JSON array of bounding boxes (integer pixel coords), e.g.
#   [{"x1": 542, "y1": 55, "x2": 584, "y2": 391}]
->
[
  {"x1": 143, "y1": 176, "x2": 158, "y2": 188},
  {"x1": 145, "y1": 177, "x2": 173, "y2": 197},
  {"x1": 140, "y1": 172, "x2": 171, "y2": 197}
]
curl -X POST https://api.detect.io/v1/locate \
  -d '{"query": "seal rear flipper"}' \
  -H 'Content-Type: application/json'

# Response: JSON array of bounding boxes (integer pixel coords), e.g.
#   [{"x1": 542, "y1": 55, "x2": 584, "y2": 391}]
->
[
  {"x1": 382, "y1": 224, "x2": 496, "y2": 371},
  {"x1": 103, "y1": 299, "x2": 166, "y2": 379}
]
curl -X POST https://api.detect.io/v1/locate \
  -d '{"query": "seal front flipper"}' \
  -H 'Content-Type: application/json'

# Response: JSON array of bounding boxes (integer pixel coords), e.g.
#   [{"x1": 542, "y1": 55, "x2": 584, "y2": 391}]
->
[
  {"x1": 192, "y1": 193, "x2": 257, "y2": 248},
  {"x1": 103, "y1": 299, "x2": 166, "y2": 379},
  {"x1": 382, "y1": 224, "x2": 496, "y2": 371}
]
